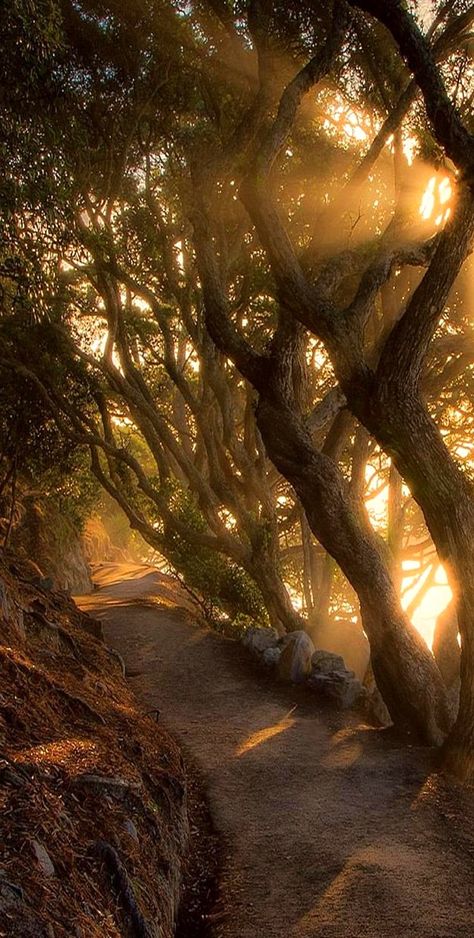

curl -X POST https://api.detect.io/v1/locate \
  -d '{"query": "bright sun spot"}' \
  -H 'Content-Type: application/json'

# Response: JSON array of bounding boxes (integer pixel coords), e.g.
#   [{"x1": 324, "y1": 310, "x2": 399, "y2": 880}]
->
[
  {"x1": 419, "y1": 174, "x2": 453, "y2": 225},
  {"x1": 402, "y1": 563, "x2": 452, "y2": 650},
  {"x1": 403, "y1": 136, "x2": 417, "y2": 166},
  {"x1": 235, "y1": 711, "x2": 296, "y2": 756},
  {"x1": 364, "y1": 464, "x2": 452, "y2": 649}
]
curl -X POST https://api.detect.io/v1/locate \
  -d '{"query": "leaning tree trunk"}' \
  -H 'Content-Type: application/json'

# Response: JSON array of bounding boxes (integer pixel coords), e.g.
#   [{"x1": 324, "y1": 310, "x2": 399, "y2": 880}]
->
[
  {"x1": 441, "y1": 566, "x2": 474, "y2": 779},
  {"x1": 256, "y1": 392, "x2": 452, "y2": 745},
  {"x1": 432, "y1": 600, "x2": 460, "y2": 690},
  {"x1": 308, "y1": 552, "x2": 335, "y2": 636},
  {"x1": 352, "y1": 374, "x2": 474, "y2": 776},
  {"x1": 247, "y1": 549, "x2": 306, "y2": 634}
]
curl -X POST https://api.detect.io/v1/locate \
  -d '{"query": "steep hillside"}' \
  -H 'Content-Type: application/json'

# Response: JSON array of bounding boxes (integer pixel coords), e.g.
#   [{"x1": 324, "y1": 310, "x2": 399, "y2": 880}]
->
[
  {"x1": 0, "y1": 557, "x2": 191, "y2": 938},
  {"x1": 10, "y1": 499, "x2": 92, "y2": 594}
]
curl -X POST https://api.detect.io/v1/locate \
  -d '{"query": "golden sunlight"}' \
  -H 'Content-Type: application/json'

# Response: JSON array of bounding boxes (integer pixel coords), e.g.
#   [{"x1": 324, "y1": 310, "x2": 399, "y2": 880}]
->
[
  {"x1": 235, "y1": 711, "x2": 296, "y2": 756},
  {"x1": 419, "y1": 174, "x2": 454, "y2": 225},
  {"x1": 364, "y1": 465, "x2": 451, "y2": 649},
  {"x1": 407, "y1": 566, "x2": 452, "y2": 650}
]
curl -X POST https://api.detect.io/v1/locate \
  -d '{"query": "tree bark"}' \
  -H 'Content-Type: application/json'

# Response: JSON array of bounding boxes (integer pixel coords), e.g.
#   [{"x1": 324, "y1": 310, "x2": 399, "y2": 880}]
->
[
  {"x1": 247, "y1": 550, "x2": 306, "y2": 634},
  {"x1": 255, "y1": 391, "x2": 452, "y2": 744},
  {"x1": 309, "y1": 552, "x2": 335, "y2": 636},
  {"x1": 432, "y1": 600, "x2": 460, "y2": 690}
]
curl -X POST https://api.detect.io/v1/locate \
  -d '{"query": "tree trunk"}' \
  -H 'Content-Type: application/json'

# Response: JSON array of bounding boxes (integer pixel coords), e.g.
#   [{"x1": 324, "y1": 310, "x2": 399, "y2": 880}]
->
[
  {"x1": 432, "y1": 600, "x2": 460, "y2": 689},
  {"x1": 387, "y1": 464, "x2": 404, "y2": 596},
  {"x1": 256, "y1": 392, "x2": 452, "y2": 744},
  {"x1": 309, "y1": 551, "x2": 335, "y2": 635},
  {"x1": 300, "y1": 508, "x2": 315, "y2": 615},
  {"x1": 350, "y1": 375, "x2": 474, "y2": 773},
  {"x1": 248, "y1": 550, "x2": 306, "y2": 634},
  {"x1": 442, "y1": 587, "x2": 474, "y2": 779}
]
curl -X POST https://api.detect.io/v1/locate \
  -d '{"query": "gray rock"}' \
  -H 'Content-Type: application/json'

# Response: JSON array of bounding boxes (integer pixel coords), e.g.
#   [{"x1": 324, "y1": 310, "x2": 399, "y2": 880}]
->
[
  {"x1": 32, "y1": 840, "x2": 55, "y2": 877},
  {"x1": 329, "y1": 668, "x2": 356, "y2": 681},
  {"x1": 277, "y1": 631, "x2": 315, "y2": 683},
  {"x1": 242, "y1": 626, "x2": 279, "y2": 656},
  {"x1": 0, "y1": 871, "x2": 24, "y2": 903},
  {"x1": 261, "y1": 646, "x2": 282, "y2": 669},
  {"x1": 311, "y1": 649, "x2": 346, "y2": 674},
  {"x1": 0, "y1": 874, "x2": 48, "y2": 938},
  {"x1": 74, "y1": 773, "x2": 142, "y2": 797},
  {"x1": 123, "y1": 818, "x2": 139, "y2": 842},
  {"x1": 308, "y1": 669, "x2": 366, "y2": 709}
]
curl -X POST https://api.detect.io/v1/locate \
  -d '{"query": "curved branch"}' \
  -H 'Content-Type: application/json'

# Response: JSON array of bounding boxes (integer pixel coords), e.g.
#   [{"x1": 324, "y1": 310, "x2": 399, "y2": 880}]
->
[{"x1": 350, "y1": 0, "x2": 474, "y2": 176}]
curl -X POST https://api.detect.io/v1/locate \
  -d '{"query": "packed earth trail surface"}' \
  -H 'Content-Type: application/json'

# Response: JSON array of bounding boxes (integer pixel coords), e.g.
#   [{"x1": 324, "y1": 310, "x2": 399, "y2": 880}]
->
[{"x1": 78, "y1": 563, "x2": 474, "y2": 938}]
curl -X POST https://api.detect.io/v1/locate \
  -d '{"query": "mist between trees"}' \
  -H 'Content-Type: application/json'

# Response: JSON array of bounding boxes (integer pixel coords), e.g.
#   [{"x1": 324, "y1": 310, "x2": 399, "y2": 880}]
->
[{"x1": 1, "y1": 0, "x2": 474, "y2": 776}]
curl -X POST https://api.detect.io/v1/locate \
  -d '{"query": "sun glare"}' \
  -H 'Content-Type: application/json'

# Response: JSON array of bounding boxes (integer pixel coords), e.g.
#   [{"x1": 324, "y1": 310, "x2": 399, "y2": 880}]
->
[
  {"x1": 419, "y1": 174, "x2": 453, "y2": 225},
  {"x1": 402, "y1": 563, "x2": 452, "y2": 649},
  {"x1": 322, "y1": 95, "x2": 372, "y2": 146},
  {"x1": 363, "y1": 464, "x2": 451, "y2": 649}
]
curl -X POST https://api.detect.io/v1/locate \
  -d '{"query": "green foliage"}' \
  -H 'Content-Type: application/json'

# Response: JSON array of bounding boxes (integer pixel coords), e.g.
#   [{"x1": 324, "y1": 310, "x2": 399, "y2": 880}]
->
[
  {"x1": 0, "y1": 316, "x2": 100, "y2": 547},
  {"x1": 162, "y1": 485, "x2": 268, "y2": 626},
  {"x1": 1, "y1": 0, "x2": 471, "y2": 639}
]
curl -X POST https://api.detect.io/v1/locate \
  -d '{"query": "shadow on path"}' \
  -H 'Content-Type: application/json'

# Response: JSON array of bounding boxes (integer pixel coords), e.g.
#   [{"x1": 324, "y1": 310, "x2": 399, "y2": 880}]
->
[{"x1": 77, "y1": 563, "x2": 474, "y2": 938}]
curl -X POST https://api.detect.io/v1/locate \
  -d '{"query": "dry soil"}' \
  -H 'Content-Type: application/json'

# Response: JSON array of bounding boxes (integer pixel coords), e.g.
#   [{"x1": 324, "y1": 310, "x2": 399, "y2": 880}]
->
[{"x1": 78, "y1": 562, "x2": 474, "y2": 938}]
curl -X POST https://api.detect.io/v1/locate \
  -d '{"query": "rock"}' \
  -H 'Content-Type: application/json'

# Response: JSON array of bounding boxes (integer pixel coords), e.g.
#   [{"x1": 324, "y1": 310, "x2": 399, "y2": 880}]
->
[
  {"x1": 311, "y1": 649, "x2": 346, "y2": 674},
  {"x1": 32, "y1": 841, "x2": 55, "y2": 877},
  {"x1": 277, "y1": 631, "x2": 315, "y2": 683},
  {"x1": 261, "y1": 646, "x2": 282, "y2": 669},
  {"x1": 242, "y1": 626, "x2": 279, "y2": 656},
  {"x1": 74, "y1": 773, "x2": 142, "y2": 798},
  {"x1": 0, "y1": 871, "x2": 24, "y2": 903},
  {"x1": 123, "y1": 818, "x2": 139, "y2": 842},
  {"x1": 0, "y1": 873, "x2": 48, "y2": 938},
  {"x1": 308, "y1": 669, "x2": 366, "y2": 709}
]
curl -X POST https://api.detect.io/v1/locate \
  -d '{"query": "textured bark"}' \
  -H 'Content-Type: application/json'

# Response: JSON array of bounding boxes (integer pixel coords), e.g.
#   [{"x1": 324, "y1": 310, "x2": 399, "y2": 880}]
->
[
  {"x1": 433, "y1": 601, "x2": 460, "y2": 690},
  {"x1": 309, "y1": 552, "x2": 335, "y2": 634},
  {"x1": 247, "y1": 551, "x2": 306, "y2": 634},
  {"x1": 255, "y1": 391, "x2": 451, "y2": 744},
  {"x1": 188, "y1": 0, "x2": 473, "y2": 761},
  {"x1": 443, "y1": 585, "x2": 474, "y2": 779},
  {"x1": 387, "y1": 464, "x2": 404, "y2": 596},
  {"x1": 232, "y1": 10, "x2": 474, "y2": 767}
]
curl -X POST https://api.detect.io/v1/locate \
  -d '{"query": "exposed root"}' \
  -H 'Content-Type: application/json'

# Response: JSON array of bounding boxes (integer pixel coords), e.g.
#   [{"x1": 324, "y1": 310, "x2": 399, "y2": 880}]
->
[{"x1": 94, "y1": 840, "x2": 155, "y2": 938}]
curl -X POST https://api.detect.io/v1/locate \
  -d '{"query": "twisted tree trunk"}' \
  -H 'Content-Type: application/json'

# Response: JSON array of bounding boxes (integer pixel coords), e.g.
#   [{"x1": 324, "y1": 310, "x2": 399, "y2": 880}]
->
[{"x1": 256, "y1": 391, "x2": 452, "y2": 744}]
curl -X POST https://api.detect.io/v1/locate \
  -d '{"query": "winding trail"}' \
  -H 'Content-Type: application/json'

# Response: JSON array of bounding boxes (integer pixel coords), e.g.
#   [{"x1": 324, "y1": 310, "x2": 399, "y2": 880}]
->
[{"x1": 78, "y1": 563, "x2": 474, "y2": 938}]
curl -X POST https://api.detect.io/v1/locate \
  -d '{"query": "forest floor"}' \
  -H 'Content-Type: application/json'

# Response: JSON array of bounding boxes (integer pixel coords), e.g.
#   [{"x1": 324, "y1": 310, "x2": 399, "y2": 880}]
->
[{"x1": 78, "y1": 562, "x2": 474, "y2": 938}]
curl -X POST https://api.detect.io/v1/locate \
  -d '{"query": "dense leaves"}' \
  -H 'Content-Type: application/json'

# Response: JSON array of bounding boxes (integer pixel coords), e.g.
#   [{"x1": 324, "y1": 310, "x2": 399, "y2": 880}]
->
[{"x1": 2, "y1": 0, "x2": 474, "y2": 766}]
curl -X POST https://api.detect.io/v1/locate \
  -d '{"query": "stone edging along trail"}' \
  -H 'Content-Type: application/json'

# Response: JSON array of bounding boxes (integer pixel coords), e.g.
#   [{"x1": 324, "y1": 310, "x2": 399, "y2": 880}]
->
[{"x1": 78, "y1": 562, "x2": 474, "y2": 938}]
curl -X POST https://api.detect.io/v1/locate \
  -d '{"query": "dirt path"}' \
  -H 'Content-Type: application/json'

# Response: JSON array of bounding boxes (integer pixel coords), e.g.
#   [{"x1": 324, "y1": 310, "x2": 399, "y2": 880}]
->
[{"x1": 78, "y1": 563, "x2": 474, "y2": 938}]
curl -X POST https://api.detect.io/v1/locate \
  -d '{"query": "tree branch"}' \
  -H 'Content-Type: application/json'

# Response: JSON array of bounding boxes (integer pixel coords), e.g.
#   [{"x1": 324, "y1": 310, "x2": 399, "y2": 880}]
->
[{"x1": 350, "y1": 0, "x2": 474, "y2": 177}]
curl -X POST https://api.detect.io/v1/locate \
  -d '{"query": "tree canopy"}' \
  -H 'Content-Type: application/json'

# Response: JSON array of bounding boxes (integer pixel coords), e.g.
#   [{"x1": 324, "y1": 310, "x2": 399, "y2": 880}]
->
[{"x1": 1, "y1": 0, "x2": 474, "y2": 775}]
